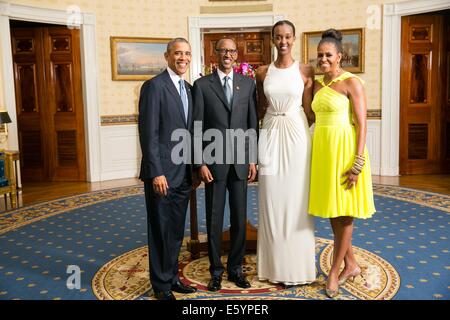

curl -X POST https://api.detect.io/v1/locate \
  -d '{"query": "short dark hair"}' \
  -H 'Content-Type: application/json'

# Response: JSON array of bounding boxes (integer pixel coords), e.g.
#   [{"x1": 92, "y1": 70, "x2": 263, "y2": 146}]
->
[
  {"x1": 271, "y1": 20, "x2": 296, "y2": 38},
  {"x1": 319, "y1": 29, "x2": 343, "y2": 53},
  {"x1": 215, "y1": 38, "x2": 237, "y2": 51},
  {"x1": 166, "y1": 37, "x2": 190, "y2": 53}
]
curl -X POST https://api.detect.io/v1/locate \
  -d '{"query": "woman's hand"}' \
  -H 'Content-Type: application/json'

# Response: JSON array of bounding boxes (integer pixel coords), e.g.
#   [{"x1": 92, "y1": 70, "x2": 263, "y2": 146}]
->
[{"x1": 341, "y1": 170, "x2": 358, "y2": 190}]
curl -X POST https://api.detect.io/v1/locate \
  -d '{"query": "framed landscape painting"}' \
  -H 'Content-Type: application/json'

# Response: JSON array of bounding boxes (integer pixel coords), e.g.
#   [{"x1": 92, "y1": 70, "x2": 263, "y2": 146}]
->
[
  {"x1": 302, "y1": 28, "x2": 365, "y2": 74},
  {"x1": 110, "y1": 37, "x2": 171, "y2": 80}
]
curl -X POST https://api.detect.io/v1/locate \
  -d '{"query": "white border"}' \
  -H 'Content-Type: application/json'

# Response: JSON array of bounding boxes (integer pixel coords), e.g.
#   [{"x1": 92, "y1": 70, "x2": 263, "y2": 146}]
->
[
  {"x1": 188, "y1": 13, "x2": 284, "y2": 82},
  {"x1": 381, "y1": 0, "x2": 450, "y2": 176},
  {"x1": 0, "y1": 1, "x2": 101, "y2": 181}
]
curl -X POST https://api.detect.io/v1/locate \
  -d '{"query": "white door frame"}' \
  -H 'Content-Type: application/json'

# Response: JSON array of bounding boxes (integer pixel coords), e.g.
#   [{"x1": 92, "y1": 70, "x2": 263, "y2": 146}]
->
[
  {"x1": 0, "y1": 1, "x2": 101, "y2": 181},
  {"x1": 381, "y1": 0, "x2": 450, "y2": 176},
  {"x1": 188, "y1": 13, "x2": 285, "y2": 82}
]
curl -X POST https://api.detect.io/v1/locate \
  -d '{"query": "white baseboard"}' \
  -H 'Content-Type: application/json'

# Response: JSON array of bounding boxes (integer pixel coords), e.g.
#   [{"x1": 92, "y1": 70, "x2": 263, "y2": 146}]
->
[{"x1": 100, "y1": 170, "x2": 140, "y2": 181}]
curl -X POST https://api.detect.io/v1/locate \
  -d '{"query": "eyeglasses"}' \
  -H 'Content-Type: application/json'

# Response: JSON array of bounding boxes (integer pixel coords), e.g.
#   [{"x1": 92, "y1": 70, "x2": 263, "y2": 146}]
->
[{"x1": 216, "y1": 48, "x2": 238, "y2": 55}]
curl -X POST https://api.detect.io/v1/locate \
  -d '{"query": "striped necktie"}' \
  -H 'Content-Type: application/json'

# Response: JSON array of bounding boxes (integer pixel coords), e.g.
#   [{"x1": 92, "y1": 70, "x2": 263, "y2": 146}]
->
[{"x1": 179, "y1": 79, "x2": 188, "y2": 124}]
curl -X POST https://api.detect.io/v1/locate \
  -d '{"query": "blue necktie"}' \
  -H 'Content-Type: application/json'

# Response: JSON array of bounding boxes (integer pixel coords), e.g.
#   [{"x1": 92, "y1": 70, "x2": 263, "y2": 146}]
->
[
  {"x1": 179, "y1": 79, "x2": 188, "y2": 124},
  {"x1": 223, "y1": 76, "x2": 232, "y2": 107}
]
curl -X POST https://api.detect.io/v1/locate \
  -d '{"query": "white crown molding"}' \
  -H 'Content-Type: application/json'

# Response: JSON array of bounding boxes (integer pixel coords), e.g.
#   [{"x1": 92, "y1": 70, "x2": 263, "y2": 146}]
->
[
  {"x1": 385, "y1": 0, "x2": 450, "y2": 16},
  {"x1": 190, "y1": 13, "x2": 281, "y2": 29},
  {"x1": 0, "y1": 1, "x2": 83, "y2": 26}
]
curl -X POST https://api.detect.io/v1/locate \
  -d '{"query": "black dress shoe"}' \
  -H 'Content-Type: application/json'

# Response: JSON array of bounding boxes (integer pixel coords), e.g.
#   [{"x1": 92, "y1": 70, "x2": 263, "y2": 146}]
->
[
  {"x1": 228, "y1": 274, "x2": 251, "y2": 289},
  {"x1": 171, "y1": 281, "x2": 197, "y2": 294},
  {"x1": 207, "y1": 276, "x2": 222, "y2": 292},
  {"x1": 154, "y1": 290, "x2": 176, "y2": 300}
]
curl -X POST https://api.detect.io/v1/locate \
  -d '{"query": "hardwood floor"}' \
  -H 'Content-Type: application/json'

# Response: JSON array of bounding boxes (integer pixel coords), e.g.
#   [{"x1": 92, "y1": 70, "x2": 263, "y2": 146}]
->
[
  {"x1": 371, "y1": 174, "x2": 450, "y2": 195},
  {"x1": 0, "y1": 178, "x2": 142, "y2": 212},
  {"x1": 1, "y1": 175, "x2": 449, "y2": 212}
]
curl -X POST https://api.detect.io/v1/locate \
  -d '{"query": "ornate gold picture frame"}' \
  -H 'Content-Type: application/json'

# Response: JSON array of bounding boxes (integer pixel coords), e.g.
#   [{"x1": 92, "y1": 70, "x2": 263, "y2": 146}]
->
[
  {"x1": 110, "y1": 37, "x2": 171, "y2": 81},
  {"x1": 302, "y1": 28, "x2": 365, "y2": 74}
]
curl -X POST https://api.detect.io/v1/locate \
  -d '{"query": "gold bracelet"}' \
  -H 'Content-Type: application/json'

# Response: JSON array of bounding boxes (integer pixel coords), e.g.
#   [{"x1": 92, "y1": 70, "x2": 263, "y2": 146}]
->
[{"x1": 350, "y1": 155, "x2": 365, "y2": 175}]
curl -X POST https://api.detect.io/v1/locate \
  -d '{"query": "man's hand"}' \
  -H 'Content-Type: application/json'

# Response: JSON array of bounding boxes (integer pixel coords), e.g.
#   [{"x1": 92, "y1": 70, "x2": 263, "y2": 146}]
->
[
  {"x1": 152, "y1": 175, "x2": 169, "y2": 196},
  {"x1": 199, "y1": 165, "x2": 214, "y2": 183},
  {"x1": 248, "y1": 163, "x2": 257, "y2": 183}
]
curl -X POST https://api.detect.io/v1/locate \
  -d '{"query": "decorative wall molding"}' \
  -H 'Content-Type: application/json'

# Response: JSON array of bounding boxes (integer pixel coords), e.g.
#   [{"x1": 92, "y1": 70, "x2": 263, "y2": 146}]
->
[
  {"x1": 100, "y1": 110, "x2": 381, "y2": 125},
  {"x1": 200, "y1": 4, "x2": 273, "y2": 14},
  {"x1": 367, "y1": 109, "x2": 381, "y2": 119},
  {"x1": 381, "y1": 0, "x2": 450, "y2": 176},
  {"x1": 0, "y1": 1, "x2": 101, "y2": 181},
  {"x1": 100, "y1": 120, "x2": 382, "y2": 179},
  {"x1": 101, "y1": 114, "x2": 138, "y2": 126}
]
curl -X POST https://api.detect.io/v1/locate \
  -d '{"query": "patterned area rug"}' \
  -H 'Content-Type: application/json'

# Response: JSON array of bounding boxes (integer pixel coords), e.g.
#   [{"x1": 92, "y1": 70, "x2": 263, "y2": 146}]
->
[{"x1": 0, "y1": 184, "x2": 448, "y2": 300}]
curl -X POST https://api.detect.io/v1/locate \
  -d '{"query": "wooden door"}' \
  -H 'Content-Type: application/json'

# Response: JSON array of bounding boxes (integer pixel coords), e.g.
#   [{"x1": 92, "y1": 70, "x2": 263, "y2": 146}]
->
[
  {"x1": 11, "y1": 27, "x2": 47, "y2": 181},
  {"x1": 400, "y1": 13, "x2": 450, "y2": 174},
  {"x1": 11, "y1": 26, "x2": 86, "y2": 182},
  {"x1": 443, "y1": 14, "x2": 450, "y2": 172},
  {"x1": 203, "y1": 32, "x2": 271, "y2": 70}
]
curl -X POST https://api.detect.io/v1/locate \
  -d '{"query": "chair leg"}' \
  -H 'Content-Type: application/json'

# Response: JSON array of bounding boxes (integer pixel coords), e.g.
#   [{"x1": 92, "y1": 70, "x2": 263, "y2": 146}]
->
[{"x1": 11, "y1": 191, "x2": 17, "y2": 208}]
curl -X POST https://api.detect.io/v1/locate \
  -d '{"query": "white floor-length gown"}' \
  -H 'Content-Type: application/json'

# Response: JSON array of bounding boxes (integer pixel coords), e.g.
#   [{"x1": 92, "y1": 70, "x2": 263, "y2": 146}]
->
[{"x1": 257, "y1": 60, "x2": 316, "y2": 285}]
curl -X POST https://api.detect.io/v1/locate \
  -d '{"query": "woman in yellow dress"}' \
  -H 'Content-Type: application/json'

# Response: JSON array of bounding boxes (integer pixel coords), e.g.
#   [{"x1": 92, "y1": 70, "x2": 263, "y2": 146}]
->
[{"x1": 308, "y1": 29, "x2": 376, "y2": 298}]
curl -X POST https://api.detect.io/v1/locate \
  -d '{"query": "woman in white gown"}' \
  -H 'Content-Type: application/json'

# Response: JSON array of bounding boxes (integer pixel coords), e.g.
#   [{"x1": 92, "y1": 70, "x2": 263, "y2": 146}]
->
[{"x1": 256, "y1": 20, "x2": 316, "y2": 285}]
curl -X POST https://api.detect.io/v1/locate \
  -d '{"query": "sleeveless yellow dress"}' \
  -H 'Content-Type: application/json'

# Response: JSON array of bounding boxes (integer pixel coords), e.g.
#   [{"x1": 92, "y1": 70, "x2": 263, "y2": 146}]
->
[{"x1": 308, "y1": 72, "x2": 376, "y2": 219}]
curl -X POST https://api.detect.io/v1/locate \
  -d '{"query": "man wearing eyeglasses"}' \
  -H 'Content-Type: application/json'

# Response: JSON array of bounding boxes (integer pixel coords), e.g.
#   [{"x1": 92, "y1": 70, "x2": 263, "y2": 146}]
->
[{"x1": 192, "y1": 38, "x2": 258, "y2": 292}]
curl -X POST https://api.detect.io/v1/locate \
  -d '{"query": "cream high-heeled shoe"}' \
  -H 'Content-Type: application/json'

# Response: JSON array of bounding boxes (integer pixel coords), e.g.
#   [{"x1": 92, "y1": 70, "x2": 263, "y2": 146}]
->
[
  {"x1": 338, "y1": 266, "x2": 362, "y2": 285},
  {"x1": 325, "y1": 279, "x2": 339, "y2": 298},
  {"x1": 326, "y1": 286, "x2": 339, "y2": 298}
]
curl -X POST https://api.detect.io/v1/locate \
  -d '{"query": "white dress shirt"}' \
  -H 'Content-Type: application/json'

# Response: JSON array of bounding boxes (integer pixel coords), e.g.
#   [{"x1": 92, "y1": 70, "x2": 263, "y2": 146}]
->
[
  {"x1": 217, "y1": 68, "x2": 234, "y2": 96},
  {"x1": 167, "y1": 67, "x2": 184, "y2": 95}
]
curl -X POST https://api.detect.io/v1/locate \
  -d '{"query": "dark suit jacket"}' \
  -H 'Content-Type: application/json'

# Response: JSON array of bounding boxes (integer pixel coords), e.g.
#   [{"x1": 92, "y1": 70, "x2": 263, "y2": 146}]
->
[
  {"x1": 192, "y1": 71, "x2": 257, "y2": 181},
  {"x1": 138, "y1": 69, "x2": 193, "y2": 188}
]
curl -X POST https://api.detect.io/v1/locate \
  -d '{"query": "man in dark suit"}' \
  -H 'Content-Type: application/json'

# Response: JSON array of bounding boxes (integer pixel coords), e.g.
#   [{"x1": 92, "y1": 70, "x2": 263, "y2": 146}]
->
[
  {"x1": 138, "y1": 38, "x2": 197, "y2": 300},
  {"x1": 193, "y1": 38, "x2": 258, "y2": 291}
]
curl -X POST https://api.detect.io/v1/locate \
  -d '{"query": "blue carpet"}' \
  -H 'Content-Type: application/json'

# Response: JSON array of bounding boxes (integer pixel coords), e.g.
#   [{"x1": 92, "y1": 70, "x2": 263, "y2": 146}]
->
[{"x1": 0, "y1": 184, "x2": 448, "y2": 300}]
